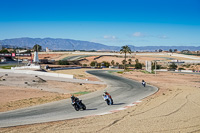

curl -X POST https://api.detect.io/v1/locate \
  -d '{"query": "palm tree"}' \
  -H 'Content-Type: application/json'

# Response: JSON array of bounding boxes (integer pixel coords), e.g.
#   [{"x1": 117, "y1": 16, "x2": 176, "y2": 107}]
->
[
  {"x1": 128, "y1": 59, "x2": 132, "y2": 65},
  {"x1": 120, "y1": 45, "x2": 131, "y2": 70},
  {"x1": 111, "y1": 60, "x2": 115, "y2": 66},
  {"x1": 33, "y1": 44, "x2": 42, "y2": 52}
]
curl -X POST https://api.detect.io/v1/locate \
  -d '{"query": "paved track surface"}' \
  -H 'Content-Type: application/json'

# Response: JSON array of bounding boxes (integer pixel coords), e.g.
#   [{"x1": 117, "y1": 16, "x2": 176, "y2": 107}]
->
[{"x1": 0, "y1": 70, "x2": 157, "y2": 128}]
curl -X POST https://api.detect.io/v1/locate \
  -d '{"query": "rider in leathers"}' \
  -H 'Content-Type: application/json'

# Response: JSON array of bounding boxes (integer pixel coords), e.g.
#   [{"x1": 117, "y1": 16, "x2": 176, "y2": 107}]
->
[
  {"x1": 71, "y1": 95, "x2": 80, "y2": 106},
  {"x1": 103, "y1": 90, "x2": 113, "y2": 104}
]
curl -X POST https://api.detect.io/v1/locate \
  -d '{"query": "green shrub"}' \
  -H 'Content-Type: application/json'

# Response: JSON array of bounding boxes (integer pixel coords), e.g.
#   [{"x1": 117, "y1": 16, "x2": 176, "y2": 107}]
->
[
  {"x1": 186, "y1": 64, "x2": 191, "y2": 68},
  {"x1": 58, "y1": 60, "x2": 69, "y2": 65},
  {"x1": 102, "y1": 61, "x2": 110, "y2": 68},
  {"x1": 135, "y1": 63, "x2": 142, "y2": 69},
  {"x1": 90, "y1": 61, "x2": 97, "y2": 66},
  {"x1": 169, "y1": 63, "x2": 177, "y2": 70},
  {"x1": 178, "y1": 67, "x2": 185, "y2": 70}
]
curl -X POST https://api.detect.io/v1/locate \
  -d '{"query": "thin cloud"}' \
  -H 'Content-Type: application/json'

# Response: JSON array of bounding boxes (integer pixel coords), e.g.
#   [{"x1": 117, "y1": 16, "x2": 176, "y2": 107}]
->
[
  {"x1": 103, "y1": 35, "x2": 117, "y2": 40},
  {"x1": 132, "y1": 32, "x2": 169, "y2": 39},
  {"x1": 157, "y1": 35, "x2": 168, "y2": 39},
  {"x1": 90, "y1": 35, "x2": 118, "y2": 44},
  {"x1": 132, "y1": 32, "x2": 146, "y2": 37}
]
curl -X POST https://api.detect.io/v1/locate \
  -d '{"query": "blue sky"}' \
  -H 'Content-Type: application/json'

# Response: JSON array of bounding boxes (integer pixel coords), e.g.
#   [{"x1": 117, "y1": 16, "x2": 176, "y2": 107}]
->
[{"x1": 0, "y1": 0, "x2": 200, "y2": 46}]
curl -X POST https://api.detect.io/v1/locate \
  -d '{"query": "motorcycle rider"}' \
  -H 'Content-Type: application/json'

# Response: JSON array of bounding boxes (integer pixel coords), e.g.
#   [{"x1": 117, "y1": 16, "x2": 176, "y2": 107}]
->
[
  {"x1": 142, "y1": 80, "x2": 146, "y2": 87},
  {"x1": 103, "y1": 90, "x2": 113, "y2": 104},
  {"x1": 103, "y1": 90, "x2": 111, "y2": 98},
  {"x1": 70, "y1": 95, "x2": 86, "y2": 110},
  {"x1": 71, "y1": 95, "x2": 79, "y2": 104}
]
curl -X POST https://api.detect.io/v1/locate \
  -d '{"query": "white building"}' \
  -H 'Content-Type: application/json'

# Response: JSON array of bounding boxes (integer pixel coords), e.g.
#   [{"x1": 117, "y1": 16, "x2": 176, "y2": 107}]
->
[{"x1": 46, "y1": 47, "x2": 50, "y2": 52}]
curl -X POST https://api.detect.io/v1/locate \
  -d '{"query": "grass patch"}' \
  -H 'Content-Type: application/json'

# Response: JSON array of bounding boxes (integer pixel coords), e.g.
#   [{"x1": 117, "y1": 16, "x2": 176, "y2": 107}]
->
[
  {"x1": 78, "y1": 75, "x2": 84, "y2": 77},
  {"x1": 140, "y1": 70, "x2": 155, "y2": 74},
  {"x1": 108, "y1": 70, "x2": 122, "y2": 74},
  {"x1": 117, "y1": 71, "x2": 124, "y2": 74},
  {"x1": 125, "y1": 69, "x2": 133, "y2": 72},
  {"x1": 73, "y1": 91, "x2": 90, "y2": 95},
  {"x1": 0, "y1": 65, "x2": 16, "y2": 69}
]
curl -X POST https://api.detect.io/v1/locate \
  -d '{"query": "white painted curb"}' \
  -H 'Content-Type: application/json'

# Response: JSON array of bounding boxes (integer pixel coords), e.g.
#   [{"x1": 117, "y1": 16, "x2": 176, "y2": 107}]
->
[{"x1": 88, "y1": 100, "x2": 142, "y2": 117}]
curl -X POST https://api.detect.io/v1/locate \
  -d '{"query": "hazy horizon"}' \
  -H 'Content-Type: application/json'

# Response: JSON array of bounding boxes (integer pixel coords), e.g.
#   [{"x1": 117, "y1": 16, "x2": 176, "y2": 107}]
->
[{"x1": 0, "y1": 37, "x2": 200, "y2": 47}]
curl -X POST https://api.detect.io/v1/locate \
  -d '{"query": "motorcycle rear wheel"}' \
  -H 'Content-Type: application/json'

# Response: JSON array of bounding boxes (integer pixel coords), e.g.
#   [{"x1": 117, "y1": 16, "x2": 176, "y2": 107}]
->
[
  {"x1": 106, "y1": 100, "x2": 110, "y2": 105},
  {"x1": 82, "y1": 104, "x2": 86, "y2": 110}
]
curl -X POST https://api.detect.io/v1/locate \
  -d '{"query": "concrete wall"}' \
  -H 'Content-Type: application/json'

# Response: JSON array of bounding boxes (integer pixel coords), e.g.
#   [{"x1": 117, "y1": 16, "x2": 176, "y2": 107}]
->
[
  {"x1": 50, "y1": 67, "x2": 81, "y2": 71},
  {"x1": 11, "y1": 66, "x2": 41, "y2": 70},
  {"x1": 175, "y1": 70, "x2": 193, "y2": 72},
  {"x1": 170, "y1": 60, "x2": 200, "y2": 64},
  {"x1": 0, "y1": 69, "x2": 74, "y2": 79}
]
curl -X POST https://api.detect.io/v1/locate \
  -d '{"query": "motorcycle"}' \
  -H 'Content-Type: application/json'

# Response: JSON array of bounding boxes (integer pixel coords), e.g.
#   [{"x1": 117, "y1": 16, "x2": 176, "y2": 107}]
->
[
  {"x1": 103, "y1": 95, "x2": 113, "y2": 105},
  {"x1": 71, "y1": 100, "x2": 86, "y2": 111}
]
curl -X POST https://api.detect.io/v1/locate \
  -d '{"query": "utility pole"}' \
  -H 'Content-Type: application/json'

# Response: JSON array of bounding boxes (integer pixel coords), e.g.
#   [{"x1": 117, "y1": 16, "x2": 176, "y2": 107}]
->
[
  {"x1": 155, "y1": 61, "x2": 156, "y2": 76},
  {"x1": 17, "y1": 49, "x2": 19, "y2": 66}
]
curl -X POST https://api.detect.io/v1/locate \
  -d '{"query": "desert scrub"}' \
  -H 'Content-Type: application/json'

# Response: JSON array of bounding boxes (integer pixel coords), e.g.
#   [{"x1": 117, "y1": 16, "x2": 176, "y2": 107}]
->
[
  {"x1": 141, "y1": 70, "x2": 154, "y2": 74},
  {"x1": 108, "y1": 70, "x2": 122, "y2": 74}
]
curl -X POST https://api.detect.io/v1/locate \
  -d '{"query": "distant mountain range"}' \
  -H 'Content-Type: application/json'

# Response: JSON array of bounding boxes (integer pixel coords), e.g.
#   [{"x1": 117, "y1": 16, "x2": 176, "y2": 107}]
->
[{"x1": 0, "y1": 37, "x2": 199, "y2": 51}]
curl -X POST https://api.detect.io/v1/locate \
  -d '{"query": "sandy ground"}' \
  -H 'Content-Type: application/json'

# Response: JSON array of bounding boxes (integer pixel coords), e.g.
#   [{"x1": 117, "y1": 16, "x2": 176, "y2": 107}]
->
[{"x1": 1, "y1": 70, "x2": 200, "y2": 133}]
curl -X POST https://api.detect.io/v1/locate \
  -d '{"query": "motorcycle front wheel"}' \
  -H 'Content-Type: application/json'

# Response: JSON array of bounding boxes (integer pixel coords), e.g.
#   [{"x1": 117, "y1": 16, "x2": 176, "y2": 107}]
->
[
  {"x1": 106, "y1": 100, "x2": 110, "y2": 105},
  {"x1": 74, "y1": 105, "x2": 80, "y2": 111}
]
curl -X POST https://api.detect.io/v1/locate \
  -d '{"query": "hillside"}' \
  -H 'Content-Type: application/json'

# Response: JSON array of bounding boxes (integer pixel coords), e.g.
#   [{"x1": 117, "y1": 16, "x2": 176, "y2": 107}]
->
[{"x1": 0, "y1": 37, "x2": 199, "y2": 51}]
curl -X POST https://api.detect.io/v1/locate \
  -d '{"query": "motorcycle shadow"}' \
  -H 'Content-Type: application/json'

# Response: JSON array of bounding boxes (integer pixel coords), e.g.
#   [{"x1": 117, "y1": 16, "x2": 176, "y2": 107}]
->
[
  {"x1": 112, "y1": 103, "x2": 125, "y2": 105},
  {"x1": 85, "y1": 108, "x2": 98, "y2": 111}
]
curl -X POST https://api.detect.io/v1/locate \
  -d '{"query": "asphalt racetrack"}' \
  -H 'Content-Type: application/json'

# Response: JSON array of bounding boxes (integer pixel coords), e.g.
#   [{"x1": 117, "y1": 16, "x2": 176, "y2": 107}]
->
[{"x1": 0, "y1": 70, "x2": 158, "y2": 128}]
